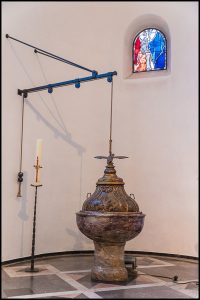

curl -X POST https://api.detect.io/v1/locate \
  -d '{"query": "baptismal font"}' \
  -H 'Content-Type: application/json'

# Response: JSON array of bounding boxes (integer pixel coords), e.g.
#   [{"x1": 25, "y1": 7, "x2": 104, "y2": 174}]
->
[{"x1": 76, "y1": 80, "x2": 145, "y2": 282}]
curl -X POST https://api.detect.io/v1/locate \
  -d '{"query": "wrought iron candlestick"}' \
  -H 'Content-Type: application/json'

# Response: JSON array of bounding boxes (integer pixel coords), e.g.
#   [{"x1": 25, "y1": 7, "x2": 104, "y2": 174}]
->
[{"x1": 25, "y1": 157, "x2": 42, "y2": 272}]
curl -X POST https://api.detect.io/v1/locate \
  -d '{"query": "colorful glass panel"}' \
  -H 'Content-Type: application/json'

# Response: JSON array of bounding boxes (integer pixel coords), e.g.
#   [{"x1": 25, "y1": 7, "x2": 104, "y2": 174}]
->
[{"x1": 133, "y1": 29, "x2": 167, "y2": 73}]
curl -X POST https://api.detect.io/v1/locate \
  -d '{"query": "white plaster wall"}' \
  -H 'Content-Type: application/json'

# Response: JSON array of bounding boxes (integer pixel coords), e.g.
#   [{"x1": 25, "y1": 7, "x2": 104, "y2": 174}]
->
[{"x1": 2, "y1": 1, "x2": 198, "y2": 261}]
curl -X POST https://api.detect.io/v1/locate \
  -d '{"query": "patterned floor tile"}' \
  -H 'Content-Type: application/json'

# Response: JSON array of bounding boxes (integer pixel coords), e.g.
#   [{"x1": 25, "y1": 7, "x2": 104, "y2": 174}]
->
[
  {"x1": 3, "y1": 264, "x2": 54, "y2": 278},
  {"x1": 40, "y1": 293, "x2": 88, "y2": 299},
  {"x1": 2, "y1": 255, "x2": 198, "y2": 299},
  {"x1": 125, "y1": 256, "x2": 162, "y2": 266},
  {"x1": 4, "y1": 288, "x2": 34, "y2": 297},
  {"x1": 96, "y1": 285, "x2": 193, "y2": 298},
  {"x1": 45, "y1": 256, "x2": 94, "y2": 272},
  {"x1": 3, "y1": 274, "x2": 76, "y2": 297},
  {"x1": 66, "y1": 271, "x2": 156, "y2": 290},
  {"x1": 139, "y1": 264, "x2": 198, "y2": 283}
]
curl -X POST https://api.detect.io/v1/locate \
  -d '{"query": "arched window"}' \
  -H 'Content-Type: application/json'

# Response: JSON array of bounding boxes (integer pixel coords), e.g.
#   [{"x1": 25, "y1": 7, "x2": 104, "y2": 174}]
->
[{"x1": 133, "y1": 28, "x2": 167, "y2": 73}]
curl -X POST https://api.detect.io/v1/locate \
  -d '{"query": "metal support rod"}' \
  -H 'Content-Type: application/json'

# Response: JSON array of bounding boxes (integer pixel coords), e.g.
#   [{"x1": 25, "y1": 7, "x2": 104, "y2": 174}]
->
[
  {"x1": 5, "y1": 34, "x2": 96, "y2": 74},
  {"x1": 34, "y1": 49, "x2": 97, "y2": 77},
  {"x1": 109, "y1": 79, "x2": 114, "y2": 156},
  {"x1": 25, "y1": 184, "x2": 42, "y2": 272},
  {"x1": 18, "y1": 71, "x2": 117, "y2": 96},
  {"x1": 31, "y1": 185, "x2": 38, "y2": 270}
]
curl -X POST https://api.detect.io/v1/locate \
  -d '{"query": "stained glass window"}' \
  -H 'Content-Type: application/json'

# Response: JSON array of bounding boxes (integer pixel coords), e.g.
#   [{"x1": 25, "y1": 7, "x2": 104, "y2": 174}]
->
[{"x1": 133, "y1": 28, "x2": 167, "y2": 73}]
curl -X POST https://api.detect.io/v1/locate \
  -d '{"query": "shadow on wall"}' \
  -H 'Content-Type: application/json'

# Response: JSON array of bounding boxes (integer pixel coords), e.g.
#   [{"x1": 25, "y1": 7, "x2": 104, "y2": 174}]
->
[
  {"x1": 26, "y1": 101, "x2": 85, "y2": 156},
  {"x1": 65, "y1": 227, "x2": 92, "y2": 250},
  {"x1": 8, "y1": 40, "x2": 86, "y2": 156},
  {"x1": 26, "y1": 101, "x2": 85, "y2": 210},
  {"x1": 17, "y1": 171, "x2": 29, "y2": 257},
  {"x1": 9, "y1": 39, "x2": 86, "y2": 205},
  {"x1": 8, "y1": 40, "x2": 88, "y2": 254}
]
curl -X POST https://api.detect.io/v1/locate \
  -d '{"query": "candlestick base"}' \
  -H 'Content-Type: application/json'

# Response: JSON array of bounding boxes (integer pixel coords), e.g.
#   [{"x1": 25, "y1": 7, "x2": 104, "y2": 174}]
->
[
  {"x1": 24, "y1": 267, "x2": 40, "y2": 272},
  {"x1": 31, "y1": 183, "x2": 43, "y2": 187}
]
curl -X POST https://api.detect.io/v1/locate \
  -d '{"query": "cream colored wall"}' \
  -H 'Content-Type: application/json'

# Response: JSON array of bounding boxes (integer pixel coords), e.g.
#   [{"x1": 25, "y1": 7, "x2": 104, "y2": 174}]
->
[{"x1": 2, "y1": 2, "x2": 198, "y2": 261}]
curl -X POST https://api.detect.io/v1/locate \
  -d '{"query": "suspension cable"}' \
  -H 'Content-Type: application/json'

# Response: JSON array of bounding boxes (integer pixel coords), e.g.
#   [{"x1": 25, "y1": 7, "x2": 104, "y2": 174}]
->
[{"x1": 109, "y1": 79, "x2": 114, "y2": 156}]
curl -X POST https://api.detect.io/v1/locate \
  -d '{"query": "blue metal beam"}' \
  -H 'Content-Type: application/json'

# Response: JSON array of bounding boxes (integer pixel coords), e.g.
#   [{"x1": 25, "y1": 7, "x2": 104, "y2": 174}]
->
[{"x1": 18, "y1": 71, "x2": 117, "y2": 98}]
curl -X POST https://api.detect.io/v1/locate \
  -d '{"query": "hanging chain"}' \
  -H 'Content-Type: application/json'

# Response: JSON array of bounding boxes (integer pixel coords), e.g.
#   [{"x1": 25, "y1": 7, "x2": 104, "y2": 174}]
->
[
  {"x1": 109, "y1": 79, "x2": 114, "y2": 156},
  {"x1": 17, "y1": 94, "x2": 25, "y2": 197},
  {"x1": 19, "y1": 94, "x2": 25, "y2": 171}
]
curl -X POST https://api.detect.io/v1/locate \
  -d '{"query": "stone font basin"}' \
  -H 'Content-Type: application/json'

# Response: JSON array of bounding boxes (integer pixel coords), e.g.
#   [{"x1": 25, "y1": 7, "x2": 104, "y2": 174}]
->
[
  {"x1": 76, "y1": 211, "x2": 145, "y2": 243},
  {"x1": 76, "y1": 156, "x2": 145, "y2": 282}
]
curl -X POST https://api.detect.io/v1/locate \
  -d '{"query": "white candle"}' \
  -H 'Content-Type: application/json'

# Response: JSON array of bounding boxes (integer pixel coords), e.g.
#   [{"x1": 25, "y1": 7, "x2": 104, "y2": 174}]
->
[{"x1": 36, "y1": 139, "x2": 42, "y2": 165}]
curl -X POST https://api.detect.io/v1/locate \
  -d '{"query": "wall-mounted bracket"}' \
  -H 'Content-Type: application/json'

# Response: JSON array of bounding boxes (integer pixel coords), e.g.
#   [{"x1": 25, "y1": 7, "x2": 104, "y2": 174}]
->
[
  {"x1": 18, "y1": 89, "x2": 28, "y2": 98},
  {"x1": 7, "y1": 33, "x2": 118, "y2": 198},
  {"x1": 17, "y1": 71, "x2": 117, "y2": 97}
]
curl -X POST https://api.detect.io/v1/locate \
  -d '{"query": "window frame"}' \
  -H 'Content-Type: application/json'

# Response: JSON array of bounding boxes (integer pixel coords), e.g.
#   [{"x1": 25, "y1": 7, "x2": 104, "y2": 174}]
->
[{"x1": 132, "y1": 27, "x2": 167, "y2": 74}]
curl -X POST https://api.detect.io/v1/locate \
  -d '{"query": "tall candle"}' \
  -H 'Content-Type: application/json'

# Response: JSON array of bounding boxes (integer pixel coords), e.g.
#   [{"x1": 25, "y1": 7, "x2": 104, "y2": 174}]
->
[{"x1": 36, "y1": 139, "x2": 42, "y2": 164}]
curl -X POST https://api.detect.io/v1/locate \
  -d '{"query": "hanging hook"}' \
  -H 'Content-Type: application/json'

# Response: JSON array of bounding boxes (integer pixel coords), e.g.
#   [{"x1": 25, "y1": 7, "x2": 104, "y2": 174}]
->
[
  {"x1": 130, "y1": 194, "x2": 135, "y2": 200},
  {"x1": 92, "y1": 70, "x2": 98, "y2": 77},
  {"x1": 48, "y1": 85, "x2": 53, "y2": 93},
  {"x1": 75, "y1": 79, "x2": 80, "y2": 88},
  {"x1": 107, "y1": 75, "x2": 113, "y2": 83}
]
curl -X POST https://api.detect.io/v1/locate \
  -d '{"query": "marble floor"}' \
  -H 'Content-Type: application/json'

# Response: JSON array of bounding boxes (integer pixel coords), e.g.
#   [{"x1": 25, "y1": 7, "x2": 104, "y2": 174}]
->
[{"x1": 1, "y1": 254, "x2": 199, "y2": 299}]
